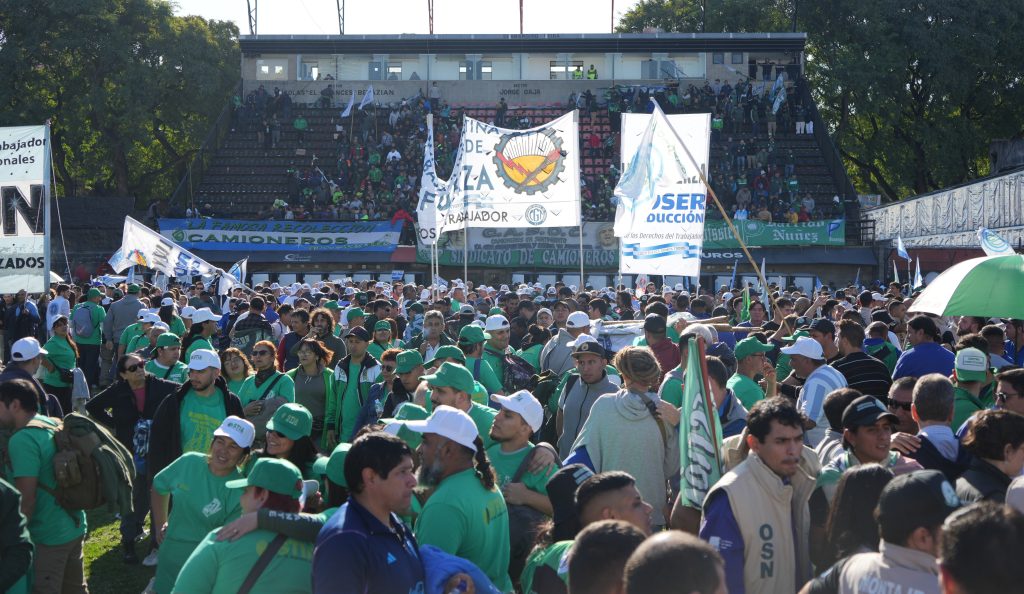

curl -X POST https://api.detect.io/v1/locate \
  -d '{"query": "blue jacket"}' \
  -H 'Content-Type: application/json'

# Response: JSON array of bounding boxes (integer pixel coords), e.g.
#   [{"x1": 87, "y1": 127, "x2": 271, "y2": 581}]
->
[
  {"x1": 314, "y1": 497, "x2": 425, "y2": 594},
  {"x1": 420, "y1": 545, "x2": 501, "y2": 594},
  {"x1": 892, "y1": 342, "x2": 954, "y2": 380}
]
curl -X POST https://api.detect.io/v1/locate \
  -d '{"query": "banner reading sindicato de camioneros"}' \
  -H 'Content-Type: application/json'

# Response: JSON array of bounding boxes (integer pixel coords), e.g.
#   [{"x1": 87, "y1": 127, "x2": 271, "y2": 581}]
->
[
  {"x1": 615, "y1": 107, "x2": 710, "y2": 277},
  {"x1": 0, "y1": 125, "x2": 51, "y2": 293}
]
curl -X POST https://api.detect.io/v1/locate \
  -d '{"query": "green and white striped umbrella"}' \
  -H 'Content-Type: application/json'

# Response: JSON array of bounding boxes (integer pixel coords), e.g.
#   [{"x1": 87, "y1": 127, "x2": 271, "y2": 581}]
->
[{"x1": 909, "y1": 254, "x2": 1024, "y2": 318}]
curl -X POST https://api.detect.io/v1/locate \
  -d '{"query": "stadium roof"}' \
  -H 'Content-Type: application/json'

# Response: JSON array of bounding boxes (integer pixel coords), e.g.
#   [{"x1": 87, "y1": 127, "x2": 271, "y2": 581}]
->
[{"x1": 239, "y1": 32, "x2": 807, "y2": 55}]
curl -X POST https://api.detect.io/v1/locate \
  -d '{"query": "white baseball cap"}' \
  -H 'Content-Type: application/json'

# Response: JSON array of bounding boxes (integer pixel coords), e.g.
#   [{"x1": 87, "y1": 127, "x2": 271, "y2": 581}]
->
[
  {"x1": 214, "y1": 415, "x2": 255, "y2": 449},
  {"x1": 485, "y1": 315, "x2": 510, "y2": 332},
  {"x1": 871, "y1": 292, "x2": 886, "y2": 302},
  {"x1": 722, "y1": 291, "x2": 735, "y2": 301},
  {"x1": 10, "y1": 337, "x2": 47, "y2": 361},
  {"x1": 180, "y1": 305, "x2": 196, "y2": 319},
  {"x1": 403, "y1": 405, "x2": 479, "y2": 452},
  {"x1": 140, "y1": 312, "x2": 161, "y2": 325},
  {"x1": 191, "y1": 308, "x2": 219, "y2": 324},
  {"x1": 674, "y1": 283, "x2": 685, "y2": 291},
  {"x1": 780, "y1": 336, "x2": 825, "y2": 360},
  {"x1": 160, "y1": 297, "x2": 174, "y2": 307},
  {"x1": 537, "y1": 307, "x2": 552, "y2": 318},
  {"x1": 566, "y1": 311, "x2": 590, "y2": 329},
  {"x1": 492, "y1": 390, "x2": 544, "y2": 433},
  {"x1": 152, "y1": 321, "x2": 170, "y2": 332},
  {"x1": 188, "y1": 349, "x2": 222, "y2": 371},
  {"x1": 567, "y1": 333, "x2": 598, "y2": 348},
  {"x1": 499, "y1": 284, "x2": 510, "y2": 292}
]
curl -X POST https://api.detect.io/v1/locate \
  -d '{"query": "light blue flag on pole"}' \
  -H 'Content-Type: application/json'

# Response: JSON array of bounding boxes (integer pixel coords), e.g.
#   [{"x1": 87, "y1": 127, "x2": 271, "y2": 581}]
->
[
  {"x1": 729, "y1": 259, "x2": 739, "y2": 290},
  {"x1": 978, "y1": 227, "x2": 1016, "y2": 256},
  {"x1": 896, "y1": 235, "x2": 910, "y2": 260},
  {"x1": 913, "y1": 257, "x2": 924, "y2": 289},
  {"x1": 340, "y1": 92, "x2": 355, "y2": 118},
  {"x1": 227, "y1": 257, "x2": 248, "y2": 285},
  {"x1": 893, "y1": 259, "x2": 900, "y2": 284},
  {"x1": 853, "y1": 267, "x2": 861, "y2": 289},
  {"x1": 759, "y1": 257, "x2": 768, "y2": 305},
  {"x1": 814, "y1": 276, "x2": 823, "y2": 292}
]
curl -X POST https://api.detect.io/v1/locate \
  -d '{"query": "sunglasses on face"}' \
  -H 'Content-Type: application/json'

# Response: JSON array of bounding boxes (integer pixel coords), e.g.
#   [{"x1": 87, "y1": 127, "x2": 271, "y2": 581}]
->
[
  {"x1": 252, "y1": 350, "x2": 272, "y2": 357},
  {"x1": 997, "y1": 391, "x2": 1019, "y2": 403},
  {"x1": 124, "y1": 363, "x2": 143, "y2": 373},
  {"x1": 381, "y1": 365, "x2": 396, "y2": 372},
  {"x1": 888, "y1": 400, "x2": 912, "y2": 411}
]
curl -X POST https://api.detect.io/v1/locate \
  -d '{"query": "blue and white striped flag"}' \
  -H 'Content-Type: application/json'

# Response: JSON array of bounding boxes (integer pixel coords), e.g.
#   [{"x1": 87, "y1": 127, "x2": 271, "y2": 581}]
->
[
  {"x1": 913, "y1": 257, "x2": 924, "y2": 289},
  {"x1": 896, "y1": 235, "x2": 910, "y2": 260}
]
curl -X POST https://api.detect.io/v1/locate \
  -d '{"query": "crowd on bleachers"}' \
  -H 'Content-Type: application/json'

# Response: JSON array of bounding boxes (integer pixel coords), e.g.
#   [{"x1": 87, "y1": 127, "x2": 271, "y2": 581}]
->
[{"x1": 164, "y1": 77, "x2": 847, "y2": 228}]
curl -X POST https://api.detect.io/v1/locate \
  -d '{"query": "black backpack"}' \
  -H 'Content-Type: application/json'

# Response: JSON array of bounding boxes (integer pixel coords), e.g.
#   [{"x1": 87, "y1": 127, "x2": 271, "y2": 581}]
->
[{"x1": 507, "y1": 444, "x2": 560, "y2": 585}]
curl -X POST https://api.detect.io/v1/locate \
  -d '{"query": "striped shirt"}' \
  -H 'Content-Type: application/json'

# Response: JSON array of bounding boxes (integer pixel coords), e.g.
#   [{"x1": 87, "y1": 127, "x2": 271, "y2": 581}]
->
[
  {"x1": 831, "y1": 352, "x2": 893, "y2": 400},
  {"x1": 797, "y1": 363, "x2": 848, "y2": 446}
]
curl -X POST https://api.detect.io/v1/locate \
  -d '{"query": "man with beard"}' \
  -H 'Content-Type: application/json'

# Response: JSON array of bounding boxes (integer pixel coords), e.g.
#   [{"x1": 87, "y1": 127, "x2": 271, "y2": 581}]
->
[{"x1": 407, "y1": 405, "x2": 513, "y2": 593}]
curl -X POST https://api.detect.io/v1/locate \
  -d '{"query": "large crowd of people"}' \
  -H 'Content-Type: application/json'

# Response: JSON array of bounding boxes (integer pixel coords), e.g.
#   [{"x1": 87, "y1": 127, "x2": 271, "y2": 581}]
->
[
  {"x1": 151, "y1": 74, "x2": 847, "y2": 229},
  {"x1": 1, "y1": 274, "x2": 1023, "y2": 593}
]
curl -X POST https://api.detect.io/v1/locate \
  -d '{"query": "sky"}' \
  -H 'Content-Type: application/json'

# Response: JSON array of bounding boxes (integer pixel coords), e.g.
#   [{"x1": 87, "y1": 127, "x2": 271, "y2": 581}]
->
[{"x1": 167, "y1": 0, "x2": 644, "y2": 36}]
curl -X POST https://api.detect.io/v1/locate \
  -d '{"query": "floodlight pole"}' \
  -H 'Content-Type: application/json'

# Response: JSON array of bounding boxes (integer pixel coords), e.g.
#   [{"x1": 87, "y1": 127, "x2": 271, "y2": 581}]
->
[
  {"x1": 247, "y1": 0, "x2": 257, "y2": 35},
  {"x1": 429, "y1": 0, "x2": 435, "y2": 34},
  {"x1": 338, "y1": 0, "x2": 345, "y2": 34},
  {"x1": 520, "y1": 0, "x2": 524, "y2": 34}
]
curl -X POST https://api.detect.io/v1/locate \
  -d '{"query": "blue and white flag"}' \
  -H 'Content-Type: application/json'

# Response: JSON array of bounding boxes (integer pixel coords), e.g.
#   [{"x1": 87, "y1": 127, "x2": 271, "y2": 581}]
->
[
  {"x1": 978, "y1": 227, "x2": 1016, "y2": 257},
  {"x1": 896, "y1": 235, "x2": 910, "y2": 260},
  {"x1": 126, "y1": 266, "x2": 136, "y2": 284},
  {"x1": 615, "y1": 102, "x2": 710, "y2": 277},
  {"x1": 759, "y1": 257, "x2": 768, "y2": 305},
  {"x1": 340, "y1": 92, "x2": 355, "y2": 118},
  {"x1": 358, "y1": 85, "x2": 374, "y2": 110},
  {"x1": 415, "y1": 115, "x2": 445, "y2": 246},
  {"x1": 913, "y1": 257, "x2": 924, "y2": 289},
  {"x1": 729, "y1": 259, "x2": 739, "y2": 290},
  {"x1": 227, "y1": 257, "x2": 248, "y2": 285},
  {"x1": 814, "y1": 276, "x2": 823, "y2": 292},
  {"x1": 115, "y1": 216, "x2": 220, "y2": 279},
  {"x1": 893, "y1": 259, "x2": 900, "y2": 283}
]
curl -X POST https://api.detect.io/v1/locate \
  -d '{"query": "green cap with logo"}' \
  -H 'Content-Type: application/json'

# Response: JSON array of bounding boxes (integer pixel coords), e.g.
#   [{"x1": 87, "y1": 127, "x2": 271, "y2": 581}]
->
[
  {"x1": 426, "y1": 345, "x2": 466, "y2": 367},
  {"x1": 156, "y1": 333, "x2": 181, "y2": 348},
  {"x1": 266, "y1": 403, "x2": 313, "y2": 440},
  {"x1": 312, "y1": 443, "x2": 351, "y2": 487},
  {"x1": 395, "y1": 350, "x2": 424, "y2": 374},
  {"x1": 87, "y1": 288, "x2": 103, "y2": 299},
  {"x1": 127, "y1": 284, "x2": 141, "y2": 294},
  {"x1": 734, "y1": 337, "x2": 774, "y2": 360},
  {"x1": 458, "y1": 325, "x2": 490, "y2": 345},
  {"x1": 421, "y1": 361, "x2": 475, "y2": 394},
  {"x1": 323, "y1": 300, "x2": 340, "y2": 310},
  {"x1": 346, "y1": 307, "x2": 365, "y2": 322},
  {"x1": 374, "y1": 320, "x2": 392, "y2": 332},
  {"x1": 781, "y1": 329, "x2": 810, "y2": 342},
  {"x1": 488, "y1": 307, "x2": 504, "y2": 316},
  {"x1": 225, "y1": 458, "x2": 302, "y2": 498}
]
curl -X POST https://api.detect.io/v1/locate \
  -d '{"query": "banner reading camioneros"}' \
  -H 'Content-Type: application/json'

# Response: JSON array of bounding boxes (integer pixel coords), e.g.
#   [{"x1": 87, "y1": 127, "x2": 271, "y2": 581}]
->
[
  {"x1": 0, "y1": 125, "x2": 51, "y2": 293},
  {"x1": 416, "y1": 223, "x2": 619, "y2": 268},
  {"x1": 158, "y1": 219, "x2": 401, "y2": 252},
  {"x1": 435, "y1": 112, "x2": 581, "y2": 235},
  {"x1": 615, "y1": 108, "x2": 711, "y2": 277}
]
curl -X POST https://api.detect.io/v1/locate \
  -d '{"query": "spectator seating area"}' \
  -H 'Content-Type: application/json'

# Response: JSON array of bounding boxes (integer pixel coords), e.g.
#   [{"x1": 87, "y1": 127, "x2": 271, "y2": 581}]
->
[{"x1": 174, "y1": 88, "x2": 847, "y2": 226}]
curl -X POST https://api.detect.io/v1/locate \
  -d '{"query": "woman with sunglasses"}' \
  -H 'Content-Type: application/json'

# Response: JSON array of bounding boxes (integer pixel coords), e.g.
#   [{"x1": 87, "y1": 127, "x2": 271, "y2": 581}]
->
[
  {"x1": 150, "y1": 417, "x2": 254, "y2": 594},
  {"x1": 285, "y1": 338, "x2": 335, "y2": 450},
  {"x1": 247, "y1": 403, "x2": 323, "y2": 483},
  {"x1": 367, "y1": 318, "x2": 403, "y2": 361},
  {"x1": 238, "y1": 340, "x2": 296, "y2": 441},
  {"x1": 220, "y1": 347, "x2": 254, "y2": 396},
  {"x1": 40, "y1": 314, "x2": 79, "y2": 413},
  {"x1": 86, "y1": 354, "x2": 179, "y2": 564}
]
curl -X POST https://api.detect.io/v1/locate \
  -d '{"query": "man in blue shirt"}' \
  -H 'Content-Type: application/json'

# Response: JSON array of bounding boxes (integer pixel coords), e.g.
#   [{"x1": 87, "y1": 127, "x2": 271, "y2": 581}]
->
[
  {"x1": 313, "y1": 432, "x2": 424, "y2": 593},
  {"x1": 893, "y1": 316, "x2": 955, "y2": 380}
]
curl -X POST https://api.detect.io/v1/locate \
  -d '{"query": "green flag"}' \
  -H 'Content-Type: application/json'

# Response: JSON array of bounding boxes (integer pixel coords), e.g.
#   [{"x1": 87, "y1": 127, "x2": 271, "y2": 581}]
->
[
  {"x1": 678, "y1": 337, "x2": 724, "y2": 510},
  {"x1": 739, "y1": 286, "x2": 751, "y2": 322}
]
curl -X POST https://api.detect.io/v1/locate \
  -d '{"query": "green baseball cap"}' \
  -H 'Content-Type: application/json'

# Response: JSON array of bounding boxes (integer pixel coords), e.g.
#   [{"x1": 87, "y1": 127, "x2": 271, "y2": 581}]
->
[
  {"x1": 266, "y1": 403, "x2": 313, "y2": 440},
  {"x1": 395, "y1": 350, "x2": 424, "y2": 374},
  {"x1": 127, "y1": 284, "x2": 141, "y2": 294},
  {"x1": 458, "y1": 325, "x2": 490, "y2": 345},
  {"x1": 324, "y1": 300, "x2": 340, "y2": 310},
  {"x1": 421, "y1": 361, "x2": 475, "y2": 394},
  {"x1": 782, "y1": 329, "x2": 810, "y2": 342},
  {"x1": 312, "y1": 443, "x2": 351, "y2": 488},
  {"x1": 488, "y1": 307, "x2": 504, "y2": 316},
  {"x1": 156, "y1": 333, "x2": 181, "y2": 348},
  {"x1": 408, "y1": 302, "x2": 424, "y2": 314},
  {"x1": 426, "y1": 345, "x2": 466, "y2": 367},
  {"x1": 87, "y1": 288, "x2": 103, "y2": 299},
  {"x1": 346, "y1": 307, "x2": 365, "y2": 321},
  {"x1": 735, "y1": 337, "x2": 774, "y2": 360},
  {"x1": 373, "y1": 320, "x2": 392, "y2": 332},
  {"x1": 356, "y1": 292, "x2": 369, "y2": 305},
  {"x1": 225, "y1": 458, "x2": 302, "y2": 498}
]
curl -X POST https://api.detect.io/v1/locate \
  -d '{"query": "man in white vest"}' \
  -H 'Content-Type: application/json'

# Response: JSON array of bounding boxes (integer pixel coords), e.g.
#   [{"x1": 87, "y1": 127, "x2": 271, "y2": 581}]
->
[{"x1": 700, "y1": 396, "x2": 820, "y2": 594}]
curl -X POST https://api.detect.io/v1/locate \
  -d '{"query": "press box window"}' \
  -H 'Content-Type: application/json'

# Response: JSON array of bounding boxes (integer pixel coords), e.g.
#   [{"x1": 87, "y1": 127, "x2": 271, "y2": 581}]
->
[
  {"x1": 550, "y1": 60, "x2": 584, "y2": 80},
  {"x1": 712, "y1": 52, "x2": 725, "y2": 64},
  {"x1": 256, "y1": 59, "x2": 288, "y2": 81}
]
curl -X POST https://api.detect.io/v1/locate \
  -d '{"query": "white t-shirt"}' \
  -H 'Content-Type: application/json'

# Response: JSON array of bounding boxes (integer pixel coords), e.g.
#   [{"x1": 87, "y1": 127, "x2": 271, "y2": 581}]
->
[{"x1": 47, "y1": 296, "x2": 71, "y2": 336}]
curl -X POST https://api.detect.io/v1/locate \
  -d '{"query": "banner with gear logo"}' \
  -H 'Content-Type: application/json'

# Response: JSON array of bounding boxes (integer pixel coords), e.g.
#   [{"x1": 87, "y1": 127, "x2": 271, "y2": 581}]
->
[{"x1": 434, "y1": 111, "x2": 581, "y2": 235}]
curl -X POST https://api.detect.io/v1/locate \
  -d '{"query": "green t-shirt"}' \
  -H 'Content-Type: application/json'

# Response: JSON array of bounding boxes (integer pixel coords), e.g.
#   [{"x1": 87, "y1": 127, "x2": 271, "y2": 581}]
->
[
  {"x1": 153, "y1": 452, "x2": 243, "y2": 545},
  {"x1": 146, "y1": 359, "x2": 189, "y2": 384},
  {"x1": 41, "y1": 336, "x2": 77, "y2": 387},
  {"x1": 486, "y1": 443, "x2": 557, "y2": 496},
  {"x1": 126, "y1": 333, "x2": 149, "y2": 354},
  {"x1": 236, "y1": 372, "x2": 296, "y2": 407},
  {"x1": 226, "y1": 377, "x2": 249, "y2": 397},
  {"x1": 659, "y1": 368, "x2": 684, "y2": 408},
  {"x1": 169, "y1": 315, "x2": 187, "y2": 338},
  {"x1": 727, "y1": 373, "x2": 765, "y2": 409},
  {"x1": 179, "y1": 389, "x2": 228, "y2": 454},
  {"x1": 520, "y1": 540, "x2": 572, "y2": 594},
  {"x1": 186, "y1": 337, "x2": 215, "y2": 360},
  {"x1": 415, "y1": 468, "x2": 513, "y2": 593},
  {"x1": 467, "y1": 356, "x2": 504, "y2": 396},
  {"x1": 482, "y1": 347, "x2": 508, "y2": 388},
  {"x1": 367, "y1": 340, "x2": 402, "y2": 361},
  {"x1": 72, "y1": 302, "x2": 106, "y2": 345},
  {"x1": 468, "y1": 401, "x2": 498, "y2": 450},
  {"x1": 952, "y1": 386, "x2": 987, "y2": 431},
  {"x1": 172, "y1": 528, "x2": 314, "y2": 594},
  {"x1": 7, "y1": 416, "x2": 87, "y2": 545},
  {"x1": 120, "y1": 322, "x2": 145, "y2": 350}
]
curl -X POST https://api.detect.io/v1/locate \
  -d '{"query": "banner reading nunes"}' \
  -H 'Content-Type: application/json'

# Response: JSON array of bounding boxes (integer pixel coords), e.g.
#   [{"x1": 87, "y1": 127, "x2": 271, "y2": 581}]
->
[
  {"x1": 158, "y1": 219, "x2": 402, "y2": 252},
  {"x1": 417, "y1": 219, "x2": 845, "y2": 268}
]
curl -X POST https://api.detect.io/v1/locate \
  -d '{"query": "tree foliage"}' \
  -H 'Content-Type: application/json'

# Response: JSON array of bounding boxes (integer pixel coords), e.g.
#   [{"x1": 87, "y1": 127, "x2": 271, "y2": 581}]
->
[
  {"x1": 0, "y1": 0, "x2": 239, "y2": 200},
  {"x1": 619, "y1": 0, "x2": 1024, "y2": 201}
]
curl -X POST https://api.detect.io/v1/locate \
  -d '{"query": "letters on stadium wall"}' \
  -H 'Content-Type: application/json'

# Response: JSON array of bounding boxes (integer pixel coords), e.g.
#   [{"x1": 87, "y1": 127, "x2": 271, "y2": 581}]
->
[
  {"x1": 0, "y1": 125, "x2": 50, "y2": 293},
  {"x1": 417, "y1": 220, "x2": 846, "y2": 269},
  {"x1": 158, "y1": 219, "x2": 401, "y2": 252}
]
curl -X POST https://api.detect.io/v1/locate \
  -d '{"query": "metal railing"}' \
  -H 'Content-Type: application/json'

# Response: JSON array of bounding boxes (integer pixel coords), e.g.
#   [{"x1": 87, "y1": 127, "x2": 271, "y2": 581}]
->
[{"x1": 169, "y1": 82, "x2": 241, "y2": 210}]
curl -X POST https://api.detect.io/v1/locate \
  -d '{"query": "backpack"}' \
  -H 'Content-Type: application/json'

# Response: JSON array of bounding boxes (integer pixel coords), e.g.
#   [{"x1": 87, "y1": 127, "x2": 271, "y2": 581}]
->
[
  {"x1": 493, "y1": 349, "x2": 536, "y2": 393},
  {"x1": 23, "y1": 413, "x2": 136, "y2": 516},
  {"x1": 231, "y1": 324, "x2": 272, "y2": 358},
  {"x1": 531, "y1": 371, "x2": 578, "y2": 445},
  {"x1": 71, "y1": 305, "x2": 96, "y2": 339},
  {"x1": 507, "y1": 443, "x2": 561, "y2": 583}
]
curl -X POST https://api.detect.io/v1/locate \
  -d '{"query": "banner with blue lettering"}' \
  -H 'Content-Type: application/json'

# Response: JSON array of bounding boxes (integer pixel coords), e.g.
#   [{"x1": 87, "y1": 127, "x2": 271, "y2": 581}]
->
[
  {"x1": 0, "y1": 124, "x2": 51, "y2": 293},
  {"x1": 615, "y1": 109, "x2": 710, "y2": 276},
  {"x1": 158, "y1": 219, "x2": 401, "y2": 253}
]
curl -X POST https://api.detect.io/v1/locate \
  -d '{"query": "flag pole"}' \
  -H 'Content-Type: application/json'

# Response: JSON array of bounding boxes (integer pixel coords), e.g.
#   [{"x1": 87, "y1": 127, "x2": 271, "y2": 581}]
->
[{"x1": 654, "y1": 103, "x2": 781, "y2": 320}]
